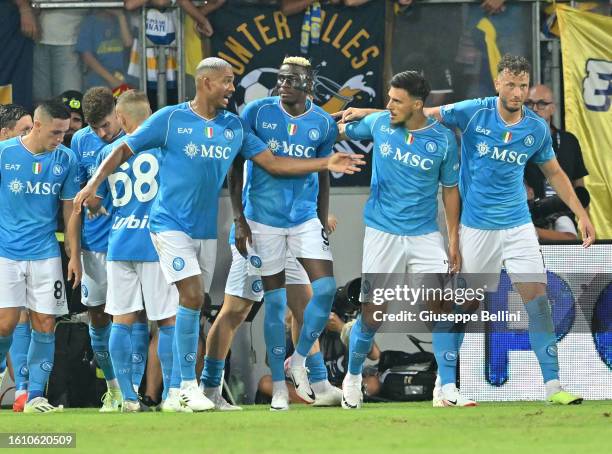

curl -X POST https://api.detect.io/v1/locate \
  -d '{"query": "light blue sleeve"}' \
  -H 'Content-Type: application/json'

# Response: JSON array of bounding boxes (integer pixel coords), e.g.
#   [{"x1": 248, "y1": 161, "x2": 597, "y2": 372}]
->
[
  {"x1": 317, "y1": 117, "x2": 339, "y2": 158},
  {"x1": 70, "y1": 131, "x2": 87, "y2": 185},
  {"x1": 125, "y1": 106, "x2": 172, "y2": 154},
  {"x1": 60, "y1": 152, "x2": 81, "y2": 200},
  {"x1": 439, "y1": 132, "x2": 460, "y2": 187},
  {"x1": 238, "y1": 117, "x2": 267, "y2": 160},
  {"x1": 531, "y1": 129, "x2": 555, "y2": 164},
  {"x1": 95, "y1": 145, "x2": 111, "y2": 199},
  {"x1": 440, "y1": 98, "x2": 489, "y2": 131},
  {"x1": 344, "y1": 112, "x2": 381, "y2": 141}
]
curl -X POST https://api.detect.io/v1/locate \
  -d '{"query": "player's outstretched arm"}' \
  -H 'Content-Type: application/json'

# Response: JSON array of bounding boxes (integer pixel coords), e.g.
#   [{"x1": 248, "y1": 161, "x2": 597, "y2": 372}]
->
[
  {"x1": 228, "y1": 155, "x2": 251, "y2": 258},
  {"x1": 74, "y1": 142, "x2": 133, "y2": 214},
  {"x1": 251, "y1": 149, "x2": 365, "y2": 176},
  {"x1": 539, "y1": 158, "x2": 596, "y2": 247},
  {"x1": 331, "y1": 107, "x2": 382, "y2": 124},
  {"x1": 442, "y1": 185, "x2": 461, "y2": 273},
  {"x1": 423, "y1": 106, "x2": 443, "y2": 122},
  {"x1": 64, "y1": 201, "x2": 82, "y2": 288}
]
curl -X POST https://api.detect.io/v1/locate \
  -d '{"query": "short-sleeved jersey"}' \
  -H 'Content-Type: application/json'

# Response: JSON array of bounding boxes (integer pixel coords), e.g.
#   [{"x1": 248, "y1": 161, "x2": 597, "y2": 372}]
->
[
  {"x1": 0, "y1": 138, "x2": 80, "y2": 260},
  {"x1": 440, "y1": 96, "x2": 554, "y2": 230},
  {"x1": 346, "y1": 112, "x2": 459, "y2": 236},
  {"x1": 124, "y1": 102, "x2": 266, "y2": 239},
  {"x1": 71, "y1": 126, "x2": 123, "y2": 252},
  {"x1": 96, "y1": 138, "x2": 161, "y2": 262},
  {"x1": 241, "y1": 97, "x2": 337, "y2": 228}
]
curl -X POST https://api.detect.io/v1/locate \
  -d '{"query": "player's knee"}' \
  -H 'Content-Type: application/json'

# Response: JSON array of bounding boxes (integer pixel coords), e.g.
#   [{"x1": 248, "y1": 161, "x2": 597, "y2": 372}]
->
[
  {"x1": 179, "y1": 288, "x2": 204, "y2": 309},
  {"x1": 30, "y1": 312, "x2": 56, "y2": 333},
  {"x1": 312, "y1": 276, "x2": 336, "y2": 298},
  {"x1": 89, "y1": 309, "x2": 111, "y2": 328}
]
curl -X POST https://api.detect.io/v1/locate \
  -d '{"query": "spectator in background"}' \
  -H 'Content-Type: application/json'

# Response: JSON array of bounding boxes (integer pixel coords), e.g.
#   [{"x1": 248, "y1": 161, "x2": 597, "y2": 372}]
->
[
  {"x1": 32, "y1": 1, "x2": 85, "y2": 103},
  {"x1": 0, "y1": 1, "x2": 36, "y2": 109},
  {"x1": 77, "y1": 9, "x2": 134, "y2": 91},
  {"x1": 60, "y1": 90, "x2": 85, "y2": 147},
  {"x1": 524, "y1": 84, "x2": 589, "y2": 200},
  {"x1": 0, "y1": 103, "x2": 33, "y2": 141},
  {"x1": 281, "y1": 0, "x2": 373, "y2": 16},
  {"x1": 525, "y1": 181, "x2": 578, "y2": 241}
]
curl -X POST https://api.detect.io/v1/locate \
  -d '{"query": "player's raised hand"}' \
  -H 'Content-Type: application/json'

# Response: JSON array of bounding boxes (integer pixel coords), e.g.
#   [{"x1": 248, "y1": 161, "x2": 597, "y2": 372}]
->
[
  {"x1": 73, "y1": 184, "x2": 97, "y2": 215},
  {"x1": 234, "y1": 216, "x2": 253, "y2": 258},
  {"x1": 87, "y1": 204, "x2": 109, "y2": 220},
  {"x1": 327, "y1": 152, "x2": 365, "y2": 174},
  {"x1": 67, "y1": 255, "x2": 82, "y2": 289},
  {"x1": 331, "y1": 108, "x2": 375, "y2": 123},
  {"x1": 578, "y1": 216, "x2": 596, "y2": 248}
]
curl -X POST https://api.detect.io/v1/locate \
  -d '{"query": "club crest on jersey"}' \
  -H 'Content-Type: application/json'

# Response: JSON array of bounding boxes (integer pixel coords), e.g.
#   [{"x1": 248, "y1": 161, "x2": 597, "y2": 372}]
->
[
  {"x1": 287, "y1": 123, "x2": 298, "y2": 136},
  {"x1": 524, "y1": 134, "x2": 535, "y2": 147},
  {"x1": 502, "y1": 131, "x2": 512, "y2": 143},
  {"x1": 32, "y1": 163, "x2": 42, "y2": 174},
  {"x1": 52, "y1": 164, "x2": 64, "y2": 176},
  {"x1": 308, "y1": 128, "x2": 320, "y2": 140},
  {"x1": 425, "y1": 141, "x2": 438, "y2": 153},
  {"x1": 224, "y1": 128, "x2": 234, "y2": 141},
  {"x1": 405, "y1": 133, "x2": 415, "y2": 145},
  {"x1": 205, "y1": 127, "x2": 214, "y2": 139}
]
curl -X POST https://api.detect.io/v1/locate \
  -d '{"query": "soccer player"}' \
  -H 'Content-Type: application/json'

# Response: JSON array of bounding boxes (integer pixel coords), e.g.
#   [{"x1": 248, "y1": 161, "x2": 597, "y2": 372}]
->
[
  {"x1": 200, "y1": 194, "x2": 341, "y2": 410},
  {"x1": 336, "y1": 71, "x2": 463, "y2": 409},
  {"x1": 0, "y1": 99, "x2": 81, "y2": 413},
  {"x1": 425, "y1": 55, "x2": 595, "y2": 405},
  {"x1": 81, "y1": 90, "x2": 182, "y2": 412},
  {"x1": 0, "y1": 103, "x2": 34, "y2": 411},
  {"x1": 73, "y1": 57, "x2": 363, "y2": 411},
  {"x1": 229, "y1": 56, "x2": 343, "y2": 410},
  {"x1": 71, "y1": 87, "x2": 125, "y2": 412},
  {"x1": 0, "y1": 104, "x2": 33, "y2": 141}
]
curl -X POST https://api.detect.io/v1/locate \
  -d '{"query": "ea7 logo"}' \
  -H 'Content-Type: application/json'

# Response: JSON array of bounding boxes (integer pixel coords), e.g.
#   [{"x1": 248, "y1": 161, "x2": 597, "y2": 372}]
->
[
  {"x1": 262, "y1": 122, "x2": 277, "y2": 129},
  {"x1": 4, "y1": 164, "x2": 20, "y2": 170},
  {"x1": 177, "y1": 128, "x2": 193, "y2": 134},
  {"x1": 476, "y1": 125, "x2": 491, "y2": 135},
  {"x1": 583, "y1": 59, "x2": 612, "y2": 112}
]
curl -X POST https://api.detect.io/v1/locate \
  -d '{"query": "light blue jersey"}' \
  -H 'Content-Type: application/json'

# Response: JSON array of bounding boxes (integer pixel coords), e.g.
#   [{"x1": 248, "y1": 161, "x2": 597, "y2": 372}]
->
[
  {"x1": 71, "y1": 126, "x2": 123, "y2": 252},
  {"x1": 241, "y1": 97, "x2": 338, "y2": 228},
  {"x1": 125, "y1": 102, "x2": 267, "y2": 239},
  {"x1": 0, "y1": 137, "x2": 80, "y2": 260},
  {"x1": 440, "y1": 96, "x2": 554, "y2": 229},
  {"x1": 346, "y1": 111, "x2": 459, "y2": 236},
  {"x1": 96, "y1": 137, "x2": 161, "y2": 262}
]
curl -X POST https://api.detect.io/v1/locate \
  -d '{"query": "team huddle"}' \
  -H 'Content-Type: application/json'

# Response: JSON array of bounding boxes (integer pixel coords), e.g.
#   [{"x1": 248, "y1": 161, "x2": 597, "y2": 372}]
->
[{"x1": 0, "y1": 53, "x2": 595, "y2": 413}]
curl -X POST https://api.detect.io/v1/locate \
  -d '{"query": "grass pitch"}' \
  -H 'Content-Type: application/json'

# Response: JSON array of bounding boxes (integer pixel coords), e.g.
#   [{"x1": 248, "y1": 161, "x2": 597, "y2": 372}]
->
[{"x1": 1, "y1": 402, "x2": 611, "y2": 453}]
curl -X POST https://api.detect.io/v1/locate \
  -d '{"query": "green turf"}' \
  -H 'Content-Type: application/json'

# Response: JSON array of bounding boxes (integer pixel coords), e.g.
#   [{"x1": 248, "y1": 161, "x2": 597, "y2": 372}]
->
[{"x1": 1, "y1": 402, "x2": 611, "y2": 453}]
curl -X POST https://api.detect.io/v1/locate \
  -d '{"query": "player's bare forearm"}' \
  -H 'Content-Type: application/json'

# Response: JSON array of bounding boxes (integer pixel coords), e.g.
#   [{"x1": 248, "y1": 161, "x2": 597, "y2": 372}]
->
[
  {"x1": 228, "y1": 155, "x2": 245, "y2": 223},
  {"x1": 64, "y1": 201, "x2": 82, "y2": 259},
  {"x1": 317, "y1": 170, "x2": 330, "y2": 232},
  {"x1": 540, "y1": 160, "x2": 587, "y2": 221},
  {"x1": 252, "y1": 150, "x2": 326, "y2": 176},
  {"x1": 442, "y1": 185, "x2": 460, "y2": 246},
  {"x1": 91, "y1": 143, "x2": 133, "y2": 191},
  {"x1": 423, "y1": 106, "x2": 443, "y2": 122},
  {"x1": 252, "y1": 150, "x2": 365, "y2": 176}
]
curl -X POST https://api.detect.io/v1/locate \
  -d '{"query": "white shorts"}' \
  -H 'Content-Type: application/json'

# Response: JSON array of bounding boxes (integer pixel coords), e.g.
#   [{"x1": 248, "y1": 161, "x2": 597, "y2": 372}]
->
[
  {"x1": 106, "y1": 261, "x2": 179, "y2": 321},
  {"x1": 0, "y1": 256, "x2": 67, "y2": 315},
  {"x1": 81, "y1": 250, "x2": 107, "y2": 307},
  {"x1": 247, "y1": 218, "x2": 333, "y2": 276},
  {"x1": 362, "y1": 227, "x2": 449, "y2": 274},
  {"x1": 224, "y1": 245, "x2": 310, "y2": 301},
  {"x1": 150, "y1": 230, "x2": 216, "y2": 291},
  {"x1": 460, "y1": 223, "x2": 546, "y2": 291}
]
